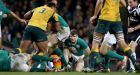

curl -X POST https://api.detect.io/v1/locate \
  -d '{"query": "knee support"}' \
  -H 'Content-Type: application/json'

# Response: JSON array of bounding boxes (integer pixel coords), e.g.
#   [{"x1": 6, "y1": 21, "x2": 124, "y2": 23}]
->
[
  {"x1": 93, "y1": 35, "x2": 102, "y2": 43},
  {"x1": 115, "y1": 33, "x2": 124, "y2": 42}
]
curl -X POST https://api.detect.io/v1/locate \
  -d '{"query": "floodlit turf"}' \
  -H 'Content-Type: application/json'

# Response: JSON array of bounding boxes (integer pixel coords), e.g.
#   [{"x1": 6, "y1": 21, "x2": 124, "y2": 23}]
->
[{"x1": 0, "y1": 72, "x2": 139, "y2": 75}]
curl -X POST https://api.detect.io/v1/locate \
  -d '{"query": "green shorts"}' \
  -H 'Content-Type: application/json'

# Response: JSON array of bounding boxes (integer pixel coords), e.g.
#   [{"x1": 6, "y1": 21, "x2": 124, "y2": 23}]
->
[
  {"x1": 23, "y1": 26, "x2": 47, "y2": 42},
  {"x1": 94, "y1": 19, "x2": 123, "y2": 34}
]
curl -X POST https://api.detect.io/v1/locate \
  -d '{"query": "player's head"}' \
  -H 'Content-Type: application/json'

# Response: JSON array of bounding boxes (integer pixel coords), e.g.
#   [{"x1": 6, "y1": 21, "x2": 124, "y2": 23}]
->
[
  {"x1": 51, "y1": 0, "x2": 58, "y2": 6},
  {"x1": 46, "y1": 0, "x2": 57, "y2": 10},
  {"x1": 46, "y1": 0, "x2": 57, "y2": 6},
  {"x1": 128, "y1": 0, "x2": 138, "y2": 8},
  {"x1": 70, "y1": 29, "x2": 78, "y2": 43}
]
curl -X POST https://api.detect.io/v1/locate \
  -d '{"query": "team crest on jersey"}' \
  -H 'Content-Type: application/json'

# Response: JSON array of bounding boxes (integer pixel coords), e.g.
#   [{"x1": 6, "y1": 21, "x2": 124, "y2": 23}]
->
[{"x1": 76, "y1": 45, "x2": 80, "y2": 48}]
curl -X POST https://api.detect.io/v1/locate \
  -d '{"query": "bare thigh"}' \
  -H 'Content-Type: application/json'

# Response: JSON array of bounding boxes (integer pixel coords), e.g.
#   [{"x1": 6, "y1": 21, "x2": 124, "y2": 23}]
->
[
  {"x1": 36, "y1": 41, "x2": 48, "y2": 54},
  {"x1": 19, "y1": 40, "x2": 32, "y2": 52}
]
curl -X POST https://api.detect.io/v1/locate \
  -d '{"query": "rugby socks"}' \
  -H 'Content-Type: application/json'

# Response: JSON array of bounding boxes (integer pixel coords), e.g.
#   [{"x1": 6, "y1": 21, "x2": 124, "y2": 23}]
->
[
  {"x1": 106, "y1": 50, "x2": 124, "y2": 61},
  {"x1": 12, "y1": 48, "x2": 23, "y2": 54},
  {"x1": 125, "y1": 49, "x2": 136, "y2": 65},
  {"x1": 90, "y1": 51, "x2": 103, "y2": 64},
  {"x1": 104, "y1": 55, "x2": 110, "y2": 69}
]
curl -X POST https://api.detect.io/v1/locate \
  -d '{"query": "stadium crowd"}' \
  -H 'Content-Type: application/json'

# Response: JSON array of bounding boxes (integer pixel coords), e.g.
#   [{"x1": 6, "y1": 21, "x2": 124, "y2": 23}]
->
[
  {"x1": 0, "y1": 0, "x2": 140, "y2": 73},
  {"x1": 1, "y1": 0, "x2": 96, "y2": 48}
]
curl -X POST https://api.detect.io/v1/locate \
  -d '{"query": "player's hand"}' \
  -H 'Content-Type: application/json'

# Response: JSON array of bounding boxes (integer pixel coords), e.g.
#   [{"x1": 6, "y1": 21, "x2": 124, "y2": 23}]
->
[
  {"x1": 89, "y1": 16, "x2": 97, "y2": 24},
  {"x1": 20, "y1": 19, "x2": 27, "y2": 25},
  {"x1": 128, "y1": 27, "x2": 135, "y2": 33}
]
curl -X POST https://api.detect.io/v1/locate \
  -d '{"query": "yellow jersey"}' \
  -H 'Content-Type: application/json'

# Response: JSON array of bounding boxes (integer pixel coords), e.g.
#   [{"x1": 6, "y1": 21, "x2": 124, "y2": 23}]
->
[
  {"x1": 28, "y1": 5, "x2": 54, "y2": 31},
  {"x1": 99, "y1": 0, "x2": 121, "y2": 21}
]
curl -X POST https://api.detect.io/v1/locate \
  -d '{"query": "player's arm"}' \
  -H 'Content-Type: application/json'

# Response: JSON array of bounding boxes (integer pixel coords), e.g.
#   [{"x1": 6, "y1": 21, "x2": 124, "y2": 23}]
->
[
  {"x1": 9, "y1": 10, "x2": 26, "y2": 24},
  {"x1": 89, "y1": 0, "x2": 103, "y2": 23},
  {"x1": 132, "y1": 24, "x2": 140, "y2": 31},
  {"x1": 85, "y1": 47, "x2": 91, "y2": 57},
  {"x1": 52, "y1": 13, "x2": 61, "y2": 32},
  {"x1": 55, "y1": 21, "x2": 61, "y2": 32},
  {"x1": 24, "y1": 10, "x2": 34, "y2": 20},
  {"x1": 3, "y1": 14, "x2": 7, "y2": 18},
  {"x1": 133, "y1": 5, "x2": 140, "y2": 31},
  {"x1": 120, "y1": 0, "x2": 126, "y2": 7}
]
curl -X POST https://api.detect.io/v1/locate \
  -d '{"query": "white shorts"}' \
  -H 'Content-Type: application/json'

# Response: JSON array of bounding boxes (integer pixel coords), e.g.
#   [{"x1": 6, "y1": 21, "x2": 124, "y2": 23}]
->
[
  {"x1": 103, "y1": 32, "x2": 116, "y2": 47},
  {"x1": 57, "y1": 27, "x2": 70, "y2": 42},
  {"x1": 71, "y1": 54, "x2": 85, "y2": 62}
]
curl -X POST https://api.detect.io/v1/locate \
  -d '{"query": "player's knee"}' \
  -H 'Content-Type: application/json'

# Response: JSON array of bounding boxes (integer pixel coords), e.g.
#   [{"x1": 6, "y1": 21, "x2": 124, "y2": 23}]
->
[
  {"x1": 76, "y1": 60, "x2": 84, "y2": 72},
  {"x1": 115, "y1": 33, "x2": 125, "y2": 42},
  {"x1": 93, "y1": 34, "x2": 102, "y2": 43},
  {"x1": 63, "y1": 49, "x2": 69, "y2": 54}
]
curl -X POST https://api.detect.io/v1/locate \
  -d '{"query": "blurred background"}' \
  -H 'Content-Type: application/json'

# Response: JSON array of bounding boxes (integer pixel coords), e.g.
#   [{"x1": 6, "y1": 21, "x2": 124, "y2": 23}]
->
[{"x1": 1, "y1": 0, "x2": 140, "y2": 58}]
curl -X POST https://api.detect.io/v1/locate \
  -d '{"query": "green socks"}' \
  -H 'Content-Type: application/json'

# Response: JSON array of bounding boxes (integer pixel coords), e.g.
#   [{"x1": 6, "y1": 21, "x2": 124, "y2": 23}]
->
[
  {"x1": 106, "y1": 50, "x2": 124, "y2": 61},
  {"x1": 104, "y1": 55, "x2": 110, "y2": 69},
  {"x1": 93, "y1": 52, "x2": 103, "y2": 64},
  {"x1": 125, "y1": 50, "x2": 136, "y2": 65}
]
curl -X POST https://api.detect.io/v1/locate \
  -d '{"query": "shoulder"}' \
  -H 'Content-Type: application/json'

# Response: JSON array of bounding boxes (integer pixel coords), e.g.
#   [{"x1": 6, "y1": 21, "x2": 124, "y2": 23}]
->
[
  {"x1": 138, "y1": 4, "x2": 140, "y2": 8},
  {"x1": 137, "y1": 4, "x2": 140, "y2": 15},
  {"x1": 127, "y1": 6, "x2": 131, "y2": 11},
  {"x1": 77, "y1": 37, "x2": 86, "y2": 43}
]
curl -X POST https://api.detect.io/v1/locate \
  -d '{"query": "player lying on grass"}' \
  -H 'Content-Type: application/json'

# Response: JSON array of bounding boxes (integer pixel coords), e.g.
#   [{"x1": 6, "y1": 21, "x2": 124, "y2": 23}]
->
[{"x1": 0, "y1": 50, "x2": 31, "y2": 72}]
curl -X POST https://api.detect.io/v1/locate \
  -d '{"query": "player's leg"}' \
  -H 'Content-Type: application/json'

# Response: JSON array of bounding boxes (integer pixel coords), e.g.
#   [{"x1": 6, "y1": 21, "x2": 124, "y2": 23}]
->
[
  {"x1": 13, "y1": 26, "x2": 32, "y2": 54},
  {"x1": 91, "y1": 20, "x2": 111, "y2": 66},
  {"x1": 100, "y1": 37, "x2": 125, "y2": 61},
  {"x1": 70, "y1": 54, "x2": 84, "y2": 72},
  {"x1": 100, "y1": 37, "x2": 128, "y2": 71},
  {"x1": 111, "y1": 22, "x2": 136, "y2": 67},
  {"x1": 76, "y1": 56, "x2": 84, "y2": 72},
  {"x1": 63, "y1": 48, "x2": 71, "y2": 63},
  {"x1": 127, "y1": 35, "x2": 140, "y2": 72}
]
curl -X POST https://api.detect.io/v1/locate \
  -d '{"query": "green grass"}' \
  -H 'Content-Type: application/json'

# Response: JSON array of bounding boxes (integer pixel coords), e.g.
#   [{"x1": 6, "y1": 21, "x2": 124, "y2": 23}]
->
[{"x1": 0, "y1": 72, "x2": 139, "y2": 75}]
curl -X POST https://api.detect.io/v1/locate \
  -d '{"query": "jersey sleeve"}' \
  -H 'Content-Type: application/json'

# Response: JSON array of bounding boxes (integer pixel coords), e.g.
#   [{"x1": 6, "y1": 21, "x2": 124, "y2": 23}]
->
[
  {"x1": 127, "y1": 6, "x2": 131, "y2": 14},
  {"x1": 1, "y1": 5, "x2": 10, "y2": 14},
  {"x1": 137, "y1": 4, "x2": 140, "y2": 16},
  {"x1": 48, "y1": 13, "x2": 58, "y2": 23},
  {"x1": 80, "y1": 38, "x2": 88, "y2": 50},
  {"x1": 52, "y1": 13, "x2": 59, "y2": 22}
]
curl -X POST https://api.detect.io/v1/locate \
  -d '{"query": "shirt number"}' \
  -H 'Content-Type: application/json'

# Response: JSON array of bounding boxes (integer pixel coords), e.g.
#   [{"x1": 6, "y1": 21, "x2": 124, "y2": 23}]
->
[{"x1": 39, "y1": 8, "x2": 46, "y2": 13}]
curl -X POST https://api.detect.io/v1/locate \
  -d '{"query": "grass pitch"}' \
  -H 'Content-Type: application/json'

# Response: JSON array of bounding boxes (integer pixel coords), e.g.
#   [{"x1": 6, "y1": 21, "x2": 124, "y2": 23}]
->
[{"x1": 0, "y1": 72, "x2": 139, "y2": 75}]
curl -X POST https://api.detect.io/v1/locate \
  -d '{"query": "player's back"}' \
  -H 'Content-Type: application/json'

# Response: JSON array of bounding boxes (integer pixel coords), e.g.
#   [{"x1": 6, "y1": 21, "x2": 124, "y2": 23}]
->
[
  {"x1": 28, "y1": 5, "x2": 55, "y2": 31},
  {"x1": 99, "y1": 0, "x2": 121, "y2": 21}
]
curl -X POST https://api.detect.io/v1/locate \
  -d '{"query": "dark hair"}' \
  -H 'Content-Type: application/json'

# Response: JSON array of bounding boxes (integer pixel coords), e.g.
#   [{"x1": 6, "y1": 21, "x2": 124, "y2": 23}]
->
[
  {"x1": 70, "y1": 29, "x2": 78, "y2": 35},
  {"x1": 47, "y1": 2, "x2": 56, "y2": 7},
  {"x1": 133, "y1": 0, "x2": 138, "y2": 2}
]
